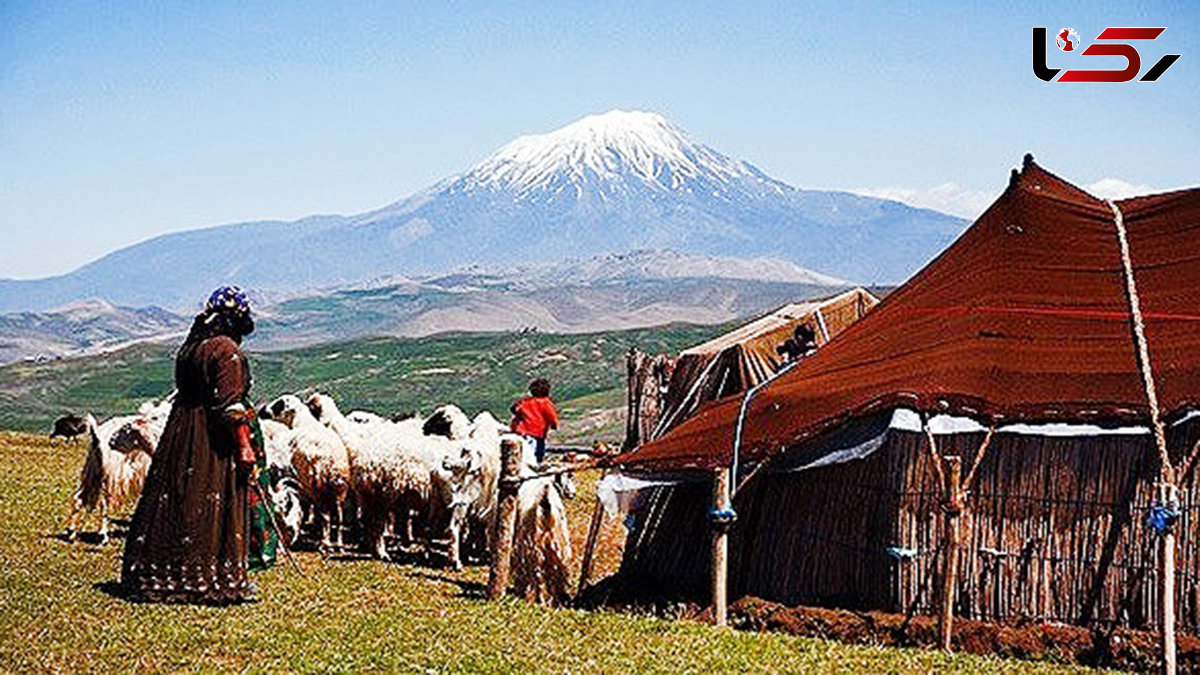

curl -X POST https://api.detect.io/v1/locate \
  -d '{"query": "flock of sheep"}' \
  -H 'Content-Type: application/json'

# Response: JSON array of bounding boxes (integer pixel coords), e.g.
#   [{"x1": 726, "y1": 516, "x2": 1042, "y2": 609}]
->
[{"x1": 56, "y1": 390, "x2": 578, "y2": 605}]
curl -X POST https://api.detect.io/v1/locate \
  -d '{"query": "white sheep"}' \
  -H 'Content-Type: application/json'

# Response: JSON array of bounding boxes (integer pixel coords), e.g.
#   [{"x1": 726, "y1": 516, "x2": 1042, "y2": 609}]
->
[
  {"x1": 259, "y1": 418, "x2": 295, "y2": 479},
  {"x1": 263, "y1": 394, "x2": 351, "y2": 553},
  {"x1": 306, "y1": 393, "x2": 451, "y2": 561},
  {"x1": 346, "y1": 410, "x2": 386, "y2": 425},
  {"x1": 437, "y1": 412, "x2": 512, "y2": 569},
  {"x1": 422, "y1": 404, "x2": 472, "y2": 440},
  {"x1": 64, "y1": 412, "x2": 158, "y2": 545}
]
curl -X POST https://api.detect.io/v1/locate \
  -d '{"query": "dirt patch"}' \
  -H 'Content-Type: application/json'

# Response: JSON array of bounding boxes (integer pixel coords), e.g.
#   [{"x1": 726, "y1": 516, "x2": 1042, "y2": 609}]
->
[{"x1": 718, "y1": 596, "x2": 1200, "y2": 671}]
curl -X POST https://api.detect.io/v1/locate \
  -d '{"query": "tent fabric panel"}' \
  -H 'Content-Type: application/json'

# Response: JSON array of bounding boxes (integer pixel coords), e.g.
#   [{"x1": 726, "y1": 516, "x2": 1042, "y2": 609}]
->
[{"x1": 1121, "y1": 188, "x2": 1200, "y2": 414}]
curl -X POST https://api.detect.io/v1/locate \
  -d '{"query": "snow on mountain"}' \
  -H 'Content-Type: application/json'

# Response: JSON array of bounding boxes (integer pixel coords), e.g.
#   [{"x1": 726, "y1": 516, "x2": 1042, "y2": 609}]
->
[
  {"x1": 464, "y1": 110, "x2": 755, "y2": 195},
  {"x1": 0, "y1": 109, "x2": 967, "y2": 313}
]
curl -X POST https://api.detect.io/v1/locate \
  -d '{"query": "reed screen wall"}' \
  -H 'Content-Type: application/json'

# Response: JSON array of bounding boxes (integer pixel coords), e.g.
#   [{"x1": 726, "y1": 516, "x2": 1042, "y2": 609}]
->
[{"x1": 617, "y1": 422, "x2": 1200, "y2": 630}]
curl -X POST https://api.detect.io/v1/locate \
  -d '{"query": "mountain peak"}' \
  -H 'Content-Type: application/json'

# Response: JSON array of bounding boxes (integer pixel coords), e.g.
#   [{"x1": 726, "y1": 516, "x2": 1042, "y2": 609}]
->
[{"x1": 464, "y1": 109, "x2": 753, "y2": 194}]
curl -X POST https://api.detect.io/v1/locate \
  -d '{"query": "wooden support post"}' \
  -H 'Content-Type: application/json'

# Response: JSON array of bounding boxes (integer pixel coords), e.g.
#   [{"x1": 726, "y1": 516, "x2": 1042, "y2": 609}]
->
[
  {"x1": 577, "y1": 498, "x2": 605, "y2": 596},
  {"x1": 712, "y1": 465, "x2": 732, "y2": 627},
  {"x1": 487, "y1": 438, "x2": 522, "y2": 600},
  {"x1": 1160, "y1": 481, "x2": 1178, "y2": 675},
  {"x1": 939, "y1": 455, "x2": 963, "y2": 651},
  {"x1": 623, "y1": 347, "x2": 645, "y2": 451}
]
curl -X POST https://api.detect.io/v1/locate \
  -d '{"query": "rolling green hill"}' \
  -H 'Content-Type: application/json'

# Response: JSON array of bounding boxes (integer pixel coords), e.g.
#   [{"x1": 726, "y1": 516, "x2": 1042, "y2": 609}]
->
[{"x1": 0, "y1": 323, "x2": 732, "y2": 440}]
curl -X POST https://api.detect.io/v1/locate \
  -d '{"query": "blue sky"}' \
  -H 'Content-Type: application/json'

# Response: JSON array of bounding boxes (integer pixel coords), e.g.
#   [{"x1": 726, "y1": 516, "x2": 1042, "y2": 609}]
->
[{"x1": 1, "y1": 1, "x2": 1197, "y2": 279}]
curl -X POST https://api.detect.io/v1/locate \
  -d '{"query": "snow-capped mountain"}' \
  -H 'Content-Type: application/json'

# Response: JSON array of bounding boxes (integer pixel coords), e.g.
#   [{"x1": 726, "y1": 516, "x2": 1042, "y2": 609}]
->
[
  {"x1": 0, "y1": 110, "x2": 967, "y2": 313},
  {"x1": 464, "y1": 110, "x2": 755, "y2": 195}
]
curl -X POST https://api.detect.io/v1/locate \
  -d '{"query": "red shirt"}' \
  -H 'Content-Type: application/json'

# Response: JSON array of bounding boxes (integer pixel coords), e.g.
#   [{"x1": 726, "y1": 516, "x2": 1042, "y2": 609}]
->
[{"x1": 511, "y1": 396, "x2": 559, "y2": 439}]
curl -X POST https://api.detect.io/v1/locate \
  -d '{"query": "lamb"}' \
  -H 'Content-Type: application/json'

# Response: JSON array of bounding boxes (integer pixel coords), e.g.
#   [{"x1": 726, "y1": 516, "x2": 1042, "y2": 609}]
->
[
  {"x1": 510, "y1": 440, "x2": 576, "y2": 606},
  {"x1": 262, "y1": 394, "x2": 351, "y2": 553},
  {"x1": 270, "y1": 476, "x2": 305, "y2": 547},
  {"x1": 64, "y1": 413, "x2": 157, "y2": 544}
]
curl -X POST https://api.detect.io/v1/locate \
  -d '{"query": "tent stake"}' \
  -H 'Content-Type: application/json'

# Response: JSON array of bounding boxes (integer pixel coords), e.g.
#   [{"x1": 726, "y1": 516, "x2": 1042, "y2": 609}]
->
[
  {"x1": 712, "y1": 465, "x2": 732, "y2": 627},
  {"x1": 939, "y1": 455, "x2": 963, "y2": 651}
]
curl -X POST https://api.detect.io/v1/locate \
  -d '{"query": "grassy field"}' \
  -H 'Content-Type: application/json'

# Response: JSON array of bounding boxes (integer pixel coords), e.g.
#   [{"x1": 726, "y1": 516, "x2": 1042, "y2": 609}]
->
[
  {"x1": 0, "y1": 431, "x2": 1100, "y2": 673},
  {"x1": 0, "y1": 323, "x2": 729, "y2": 439}
]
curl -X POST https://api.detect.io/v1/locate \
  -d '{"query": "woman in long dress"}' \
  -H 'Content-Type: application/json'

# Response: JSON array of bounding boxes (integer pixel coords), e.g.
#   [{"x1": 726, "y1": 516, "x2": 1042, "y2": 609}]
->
[{"x1": 121, "y1": 286, "x2": 268, "y2": 604}]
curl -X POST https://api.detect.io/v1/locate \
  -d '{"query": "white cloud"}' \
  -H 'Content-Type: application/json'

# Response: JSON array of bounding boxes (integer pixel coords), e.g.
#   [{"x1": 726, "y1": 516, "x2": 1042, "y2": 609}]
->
[
  {"x1": 1083, "y1": 178, "x2": 1157, "y2": 200},
  {"x1": 854, "y1": 177, "x2": 1181, "y2": 220},
  {"x1": 851, "y1": 183, "x2": 996, "y2": 220}
]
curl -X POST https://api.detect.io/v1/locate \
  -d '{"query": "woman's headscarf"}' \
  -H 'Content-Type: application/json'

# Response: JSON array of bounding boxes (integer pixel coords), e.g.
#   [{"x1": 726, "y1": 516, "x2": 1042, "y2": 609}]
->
[{"x1": 184, "y1": 285, "x2": 255, "y2": 346}]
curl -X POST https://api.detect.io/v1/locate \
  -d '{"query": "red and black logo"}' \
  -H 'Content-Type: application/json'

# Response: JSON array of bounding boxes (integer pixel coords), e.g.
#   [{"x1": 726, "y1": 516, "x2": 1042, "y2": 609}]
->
[{"x1": 1033, "y1": 27, "x2": 1180, "y2": 82}]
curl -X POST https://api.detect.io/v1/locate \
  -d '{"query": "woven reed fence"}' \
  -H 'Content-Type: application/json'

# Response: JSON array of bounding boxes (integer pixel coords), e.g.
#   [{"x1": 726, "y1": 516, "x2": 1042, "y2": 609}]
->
[{"x1": 617, "y1": 420, "x2": 1200, "y2": 631}]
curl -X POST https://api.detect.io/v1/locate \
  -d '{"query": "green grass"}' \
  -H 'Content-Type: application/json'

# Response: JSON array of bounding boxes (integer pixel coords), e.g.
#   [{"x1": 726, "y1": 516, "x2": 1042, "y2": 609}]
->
[
  {"x1": 0, "y1": 323, "x2": 729, "y2": 434},
  {"x1": 0, "y1": 432, "x2": 1094, "y2": 672}
]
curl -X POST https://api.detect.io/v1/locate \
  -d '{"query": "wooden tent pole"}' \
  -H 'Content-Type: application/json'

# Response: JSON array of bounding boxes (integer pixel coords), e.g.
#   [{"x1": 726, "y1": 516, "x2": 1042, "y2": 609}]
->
[
  {"x1": 487, "y1": 438, "x2": 522, "y2": 600},
  {"x1": 939, "y1": 455, "x2": 963, "y2": 651},
  {"x1": 1161, "y1": 482, "x2": 1178, "y2": 674},
  {"x1": 712, "y1": 465, "x2": 732, "y2": 627},
  {"x1": 577, "y1": 498, "x2": 605, "y2": 596},
  {"x1": 1110, "y1": 198, "x2": 1176, "y2": 675}
]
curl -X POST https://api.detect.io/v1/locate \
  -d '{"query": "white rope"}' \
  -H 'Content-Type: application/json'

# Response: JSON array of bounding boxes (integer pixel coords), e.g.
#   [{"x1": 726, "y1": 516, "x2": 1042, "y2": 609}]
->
[
  {"x1": 730, "y1": 360, "x2": 800, "y2": 487},
  {"x1": 1108, "y1": 199, "x2": 1172, "y2": 481},
  {"x1": 814, "y1": 308, "x2": 831, "y2": 343}
]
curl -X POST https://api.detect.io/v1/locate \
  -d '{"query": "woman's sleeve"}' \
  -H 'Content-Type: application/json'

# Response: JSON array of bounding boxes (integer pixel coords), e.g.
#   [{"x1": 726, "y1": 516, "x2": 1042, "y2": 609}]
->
[
  {"x1": 205, "y1": 336, "x2": 251, "y2": 427},
  {"x1": 545, "y1": 400, "x2": 559, "y2": 430}
]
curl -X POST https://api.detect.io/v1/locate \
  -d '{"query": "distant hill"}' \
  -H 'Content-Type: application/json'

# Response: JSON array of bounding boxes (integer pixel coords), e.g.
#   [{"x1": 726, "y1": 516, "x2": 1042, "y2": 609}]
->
[
  {"x1": 0, "y1": 322, "x2": 735, "y2": 437},
  {"x1": 0, "y1": 299, "x2": 186, "y2": 365},
  {"x1": 0, "y1": 110, "x2": 966, "y2": 313},
  {"x1": 0, "y1": 250, "x2": 846, "y2": 362},
  {"x1": 251, "y1": 249, "x2": 849, "y2": 350}
]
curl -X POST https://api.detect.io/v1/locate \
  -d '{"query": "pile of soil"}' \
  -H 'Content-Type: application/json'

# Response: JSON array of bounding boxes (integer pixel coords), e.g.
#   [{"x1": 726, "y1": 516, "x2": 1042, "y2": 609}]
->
[{"x1": 720, "y1": 597, "x2": 1200, "y2": 671}]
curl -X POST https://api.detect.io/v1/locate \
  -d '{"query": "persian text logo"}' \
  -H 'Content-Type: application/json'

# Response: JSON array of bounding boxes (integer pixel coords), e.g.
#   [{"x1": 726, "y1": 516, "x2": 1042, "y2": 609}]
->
[{"x1": 1033, "y1": 27, "x2": 1180, "y2": 82}]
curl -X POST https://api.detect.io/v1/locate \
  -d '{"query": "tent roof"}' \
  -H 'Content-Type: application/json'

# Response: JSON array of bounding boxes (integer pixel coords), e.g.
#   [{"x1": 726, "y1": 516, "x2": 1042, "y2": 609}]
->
[
  {"x1": 649, "y1": 288, "x2": 877, "y2": 439},
  {"x1": 679, "y1": 288, "x2": 876, "y2": 358},
  {"x1": 619, "y1": 159, "x2": 1200, "y2": 473}
]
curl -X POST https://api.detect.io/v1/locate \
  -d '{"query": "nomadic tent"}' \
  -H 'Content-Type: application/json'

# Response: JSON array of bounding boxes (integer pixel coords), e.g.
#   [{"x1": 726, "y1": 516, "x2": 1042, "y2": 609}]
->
[
  {"x1": 654, "y1": 288, "x2": 878, "y2": 438},
  {"x1": 607, "y1": 158, "x2": 1200, "y2": 633},
  {"x1": 624, "y1": 288, "x2": 879, "y2": 448}
]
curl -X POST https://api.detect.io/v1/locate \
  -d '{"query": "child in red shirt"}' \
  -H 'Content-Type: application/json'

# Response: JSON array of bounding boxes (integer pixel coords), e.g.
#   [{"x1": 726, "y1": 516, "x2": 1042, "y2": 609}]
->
[{"x1": 511, "y1": 378, "x2": 559, "y2": 463}]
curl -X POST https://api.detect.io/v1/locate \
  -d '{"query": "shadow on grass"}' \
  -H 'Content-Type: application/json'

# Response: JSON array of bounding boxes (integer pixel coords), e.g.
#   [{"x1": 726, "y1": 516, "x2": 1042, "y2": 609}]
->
[
  {"x1": 408, "y1": 570, "x2": 487, "y2": 600},
  {"x1": 47, "y1": 529, "x2": 125, "y2": 546},
  {"x1": 93, "y1": 580, "x2": 135, "y2": 601}
]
